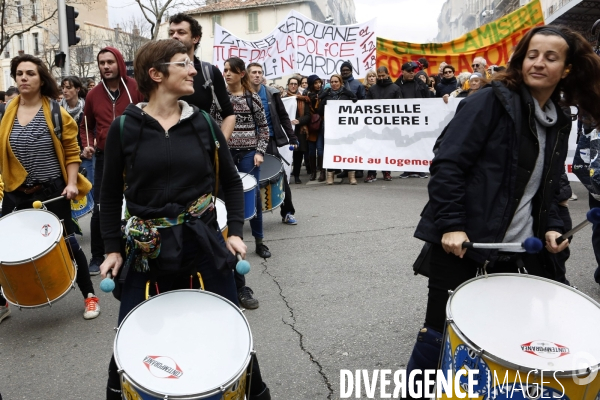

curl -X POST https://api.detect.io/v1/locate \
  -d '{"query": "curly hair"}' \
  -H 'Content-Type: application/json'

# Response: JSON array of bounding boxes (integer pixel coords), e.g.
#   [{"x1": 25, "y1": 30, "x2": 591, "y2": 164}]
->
[
  {"x1": 494, "y1": 25, "x2": 600, "y2": 122},
  {"x1": 169, "y1": 13, "x2": 202, "y2": 51}
]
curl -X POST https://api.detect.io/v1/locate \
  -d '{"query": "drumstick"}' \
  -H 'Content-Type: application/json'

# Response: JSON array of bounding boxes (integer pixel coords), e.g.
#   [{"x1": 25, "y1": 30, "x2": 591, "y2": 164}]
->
[
  {"x1": 556, "y1": 208, "x2": 600, "y2": 244},
  {"x1": 32, "y1": 195, "x2": 66, "y2": 209},
  {"x1": 236, "y1": 253, "x2": 251, "y2": 275},
  {"x1": 462, "y1": 237, "x2": 543, "y2": 254},
  {"x1": 100, "y1": 272, "x2": 115, "y2": 293},
  {"x1": 84, "y1": 115, "x2": 90, "y2": 151}
]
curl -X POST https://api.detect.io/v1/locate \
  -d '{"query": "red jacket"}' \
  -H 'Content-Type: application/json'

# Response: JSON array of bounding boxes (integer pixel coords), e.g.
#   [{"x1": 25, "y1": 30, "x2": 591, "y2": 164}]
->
[{"x1": 80, "y1": 47, "x2": 144, "y2": 150}]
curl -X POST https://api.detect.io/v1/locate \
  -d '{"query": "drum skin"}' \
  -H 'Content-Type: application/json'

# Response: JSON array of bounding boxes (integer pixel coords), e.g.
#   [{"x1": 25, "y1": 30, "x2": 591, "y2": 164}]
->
[
  {"x1": 215, "y1": 199, "x2": 228, "y2": 242},
  {"x1": 258, "y1": 154, "x2": 285, "y2": 212},
  {"x1": 439, "y1": 274, "x2": 600, "y2": 400},
  {"x1": 0, "y1": 210, "x2": 76, "y2": 308},
  {"x1": 115, "y1": 290, "x2": 253, "y2": 400}
]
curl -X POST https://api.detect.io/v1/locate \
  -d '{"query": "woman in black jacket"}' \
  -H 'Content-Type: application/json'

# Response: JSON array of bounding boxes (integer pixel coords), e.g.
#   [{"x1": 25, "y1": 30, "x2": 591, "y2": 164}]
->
[
  {"x1": 100, "y1": 39, "x2": 272, "y2": 400},
  {"x1": 406, "y1": 25, "x2": 600, "y2": 395},
  {"x1": 318, "y1": 73, "x2": 357, "y2": 184},
  {"x1": 435, "y1": 64, "x2": 458, "y2": 97}
]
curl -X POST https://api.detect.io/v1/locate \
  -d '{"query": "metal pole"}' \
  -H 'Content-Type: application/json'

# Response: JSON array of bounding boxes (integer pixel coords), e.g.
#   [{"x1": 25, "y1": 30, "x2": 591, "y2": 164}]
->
[{"x1": 57, "y1": 0, "x2": 69, "y2": 75}]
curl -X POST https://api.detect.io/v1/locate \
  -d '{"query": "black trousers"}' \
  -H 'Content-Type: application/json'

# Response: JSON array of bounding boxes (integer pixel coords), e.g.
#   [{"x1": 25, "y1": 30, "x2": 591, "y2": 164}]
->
[
  {"x1": 424, "y1": 244, "x2": 550, "y2": 333},
  {"x1": 90, "y1": 151, "x2": 105, "y2": 259},
  {"x1": 292, "y1": 151, "x2": 304, "y2": 177}
]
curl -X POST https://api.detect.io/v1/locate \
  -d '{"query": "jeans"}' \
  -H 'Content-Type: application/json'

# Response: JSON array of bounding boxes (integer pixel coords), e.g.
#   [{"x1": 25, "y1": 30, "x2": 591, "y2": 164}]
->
[
  {"x1": 231, "y1": 150, "x2": 263, "y2": 239},
  {"x1": 90, "y1": 151, "x2": 105, "y2": 259},
  {"x1": 80, "y1": 155, "x2": 95, "y2": 197},
  {"x1": 307, "y1": 132, "x2": 324, "y2": 157}
]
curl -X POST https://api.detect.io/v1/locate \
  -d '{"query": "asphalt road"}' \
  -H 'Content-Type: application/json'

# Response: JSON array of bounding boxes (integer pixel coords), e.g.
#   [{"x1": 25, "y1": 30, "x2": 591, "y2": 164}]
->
[{"x1": 1, "y1": 174, "x2": 599, "y2": 400}]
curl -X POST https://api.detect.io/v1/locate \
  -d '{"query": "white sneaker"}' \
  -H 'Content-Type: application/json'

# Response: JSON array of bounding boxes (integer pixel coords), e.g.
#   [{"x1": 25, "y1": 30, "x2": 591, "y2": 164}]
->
[
  {"x1": 83, "y1": 293, "x2": 100, "y2": 320},
  {"x1": 569, "y1": 193, "x2": 578, "y2": 201},
  {"x1": 0, "y1": 304, "x2": 10, "y2": 323}
]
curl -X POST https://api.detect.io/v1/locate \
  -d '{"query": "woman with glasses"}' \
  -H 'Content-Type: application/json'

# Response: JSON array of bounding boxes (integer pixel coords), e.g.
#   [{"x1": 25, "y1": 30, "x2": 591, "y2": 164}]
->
[
  {"x1": 436, "y1": 64, "x2": 458, "y2": 98},
  {"x1": 99, "y1": 40, "x2": 270, "y2": 400},
  {"x1": 407, "y1": 26, "x2": 600, "y2": 395}
]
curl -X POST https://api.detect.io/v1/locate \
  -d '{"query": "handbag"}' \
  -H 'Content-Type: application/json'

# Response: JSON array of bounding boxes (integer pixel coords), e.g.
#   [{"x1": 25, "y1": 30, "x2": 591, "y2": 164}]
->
[{"x1": 309, "y1": 113, "x2": 321, "y2": 132}]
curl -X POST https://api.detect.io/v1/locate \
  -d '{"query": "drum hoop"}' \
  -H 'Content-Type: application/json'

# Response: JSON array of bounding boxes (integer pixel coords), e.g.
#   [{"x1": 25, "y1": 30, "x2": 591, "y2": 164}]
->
[
  {"x1": 114, "y1": 289, "x2": 254, "y2": 397},
  {"x1": 259, "y1": 154, "x2": 284, "y2": 184},
  {"x1": 244, "y1": 207, "x2": 257, "y2": 221},
  {"x1": 446, "y1": 273, "x2": 600, "y2": 377},
  {"x1": 0, "y1": 209, "x2": 65, "y2": 265},
  {"x1": 241, "y1": 174, "x2": 258, "y2": 191}
]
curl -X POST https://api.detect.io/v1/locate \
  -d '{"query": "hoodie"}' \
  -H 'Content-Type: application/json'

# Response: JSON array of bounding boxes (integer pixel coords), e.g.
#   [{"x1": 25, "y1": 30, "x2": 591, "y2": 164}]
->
[
  {"x1": 340, "y1": 61, "x2": 366, "y2": 100},
  {"x1": 366, "y1": 78, "x2": 402, "y2": 99},
  {"x1": 80, "y1": 47, "x2": 144, "y2": 150}
]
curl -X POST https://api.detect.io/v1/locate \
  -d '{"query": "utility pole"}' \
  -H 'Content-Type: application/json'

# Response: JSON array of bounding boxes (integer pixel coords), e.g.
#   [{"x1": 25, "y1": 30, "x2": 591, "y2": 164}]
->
[{"x1": 57, "y1": 0, "x2": 69, "y2": 75}]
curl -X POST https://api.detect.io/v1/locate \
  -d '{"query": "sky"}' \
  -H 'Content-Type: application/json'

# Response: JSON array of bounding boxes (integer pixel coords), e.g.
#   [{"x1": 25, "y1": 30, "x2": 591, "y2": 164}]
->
[{"x1": 107, "y1": 0, "x2": 447, "y2": 43}]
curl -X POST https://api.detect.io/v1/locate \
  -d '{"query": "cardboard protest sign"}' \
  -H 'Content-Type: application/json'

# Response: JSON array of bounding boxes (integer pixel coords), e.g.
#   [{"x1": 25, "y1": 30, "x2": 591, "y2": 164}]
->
[
  {"x1": 376, "y1": 0, "x2": 544, "y2": 79},
  {"x1": 213, "y1": 10, "x2": 376, "y2": 79}
]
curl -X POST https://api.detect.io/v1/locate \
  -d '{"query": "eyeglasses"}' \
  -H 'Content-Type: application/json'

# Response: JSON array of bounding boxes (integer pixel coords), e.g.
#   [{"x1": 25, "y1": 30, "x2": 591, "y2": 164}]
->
[
  {"x1": 472, "y1": 63, "x2": 480, "y2": 68},
  {"x1": 161, "y1": 57, "x2": 194, "y2": 70},
  {"x1": 443, "y1": 70, "x2": 453, "y2": 74}
]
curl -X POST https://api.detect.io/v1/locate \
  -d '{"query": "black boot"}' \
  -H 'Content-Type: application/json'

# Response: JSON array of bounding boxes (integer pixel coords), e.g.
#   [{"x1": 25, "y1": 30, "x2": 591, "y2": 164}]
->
[
  {"x1": 250, "y1": 383, "x2": 271, "y2": 400},
  {"x1": 309, "y1": 156, "x2": 317, "y2": 181},
  {"x1": 317, "y1": 156, "x2": 326, "y2": 182}
]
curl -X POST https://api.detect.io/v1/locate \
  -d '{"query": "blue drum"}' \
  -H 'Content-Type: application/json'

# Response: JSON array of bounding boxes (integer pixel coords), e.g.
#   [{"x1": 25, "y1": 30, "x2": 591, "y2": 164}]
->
[
  {"x1": 259, "y1": 154, "x2": 285, "y2": 212},
  {"x1": 239, "y1": 172, "x2": 257, "y2": 221}
]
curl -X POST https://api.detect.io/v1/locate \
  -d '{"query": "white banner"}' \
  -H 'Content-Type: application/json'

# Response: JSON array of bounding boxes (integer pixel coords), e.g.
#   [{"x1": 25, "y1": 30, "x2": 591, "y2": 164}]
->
[
  {"x1": 213, "y1": 11, "x2": 376, "y2": 79},
  {"x1": 323, "y1": 99, "x2": 580, "y2": 180}
]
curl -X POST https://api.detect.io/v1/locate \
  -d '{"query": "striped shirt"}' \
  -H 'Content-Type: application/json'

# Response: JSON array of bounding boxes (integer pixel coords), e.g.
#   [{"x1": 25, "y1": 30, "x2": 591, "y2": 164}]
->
[{"x1": 9, "y1": 108, "x2": 62, "y2": 186}]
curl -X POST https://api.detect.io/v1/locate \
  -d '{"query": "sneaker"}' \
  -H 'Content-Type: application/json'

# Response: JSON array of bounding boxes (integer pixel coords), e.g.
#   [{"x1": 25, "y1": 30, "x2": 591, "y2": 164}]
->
[
  {"x1": 383, "y1": 172, "x2": 392, "y2": 181},
  {"x1": 569, "y1": 193, "x2": 578, "y2": 201},
  {"x1": 88, "y1": 256, "x2": 103, "y2": 276},
  {"x1": 0, "y1": 303, "x2": 10, "y2": 323},
  {"x1": 256, "y1": 243, "x2": 271, "y2": 258},
  {"x1": 399, "y1": 172, "x2": 411, "y2": 179},
  {"x1": 418, "y1": 173, "x2": 429, "y2": 179},
  {"x1": 282, "y1": 213, "x2": 297, "y2": 225},
  {"x1": 364, "y1": 174, "x2": 377, "y2": 183},
  {"x1": 83, "y1": 294, "x2": 100, "y2": 320},
  {"x1": 238, "y1": 286, "x2": 259, "y2": 309}
]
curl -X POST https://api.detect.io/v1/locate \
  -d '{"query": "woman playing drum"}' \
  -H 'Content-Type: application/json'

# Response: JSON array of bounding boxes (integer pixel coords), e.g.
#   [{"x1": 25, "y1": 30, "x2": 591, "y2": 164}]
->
[
  {"x1": 99, "y1": 39, "x2": 271, "y2": 400},
  {"x1": 407, "y1": 25, "x2": 600, "y2": 395},
  {"x1": 0, "y1": 55, "x2": 98, "y2": 321}
]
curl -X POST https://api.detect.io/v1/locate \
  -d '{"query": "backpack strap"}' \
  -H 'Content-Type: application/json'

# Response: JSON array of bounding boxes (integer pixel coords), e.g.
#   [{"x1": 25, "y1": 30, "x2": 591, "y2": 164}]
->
[
  {"x1": 200, "y1": 61, "x2": 222, "y2": 112},
  {"x1": 49, "y1": 99, "x2": 63, "y2": 140},
  {"x1": 245, "y1": 91, "x2": 260, "y2": 135},
  {"x1": 195, "y1": 110, "x2": 220, "y2": 199},
  {"x1": 119, "y1": 115, "x2": 126, "y2": 145}
]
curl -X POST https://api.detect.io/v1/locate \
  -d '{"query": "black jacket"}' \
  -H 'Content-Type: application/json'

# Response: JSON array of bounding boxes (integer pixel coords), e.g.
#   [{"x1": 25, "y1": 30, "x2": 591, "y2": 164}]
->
[
  {"x1": 436, "y1": 77, "x2": 458, "y2": 97},
  {"x1": 101, "y1": 102, "x2": 244, "y2": 256},
  {"x1": 394, "y1": 77, "x2": 430, "y2": 99},
  {"x1": 366, "y1": 78, "x2": 403, "y2": 100},
  {"x1": 317, "y1": 88, "x2": 357, "y2": 116},
  {"x1": 261, "y1": 85, "x2": 297, "y2": 147},
  {"x1": 414, "y1": 81, "x2": 571, "y2": 264}
]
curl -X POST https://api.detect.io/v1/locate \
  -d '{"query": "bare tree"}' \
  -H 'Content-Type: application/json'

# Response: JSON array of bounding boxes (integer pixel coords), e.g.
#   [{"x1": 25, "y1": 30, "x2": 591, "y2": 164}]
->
[
  {"x1": 113, "y1": 16, "x2": 151, "y2": 62},
  {"x1": 133, "y1": 0, "x2": 205, "y2": 40},
  {"x1": 0, "y1": 0, "x2": 58, "y2": 56}
]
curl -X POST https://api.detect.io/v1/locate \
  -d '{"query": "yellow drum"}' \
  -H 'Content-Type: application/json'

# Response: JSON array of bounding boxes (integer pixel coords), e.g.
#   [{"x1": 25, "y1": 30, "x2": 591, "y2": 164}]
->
[
  {"x1": 439, "y1": 274, "x2": 600, "y2": 400},
  {"x1": 0, "y1": 209, "x2": 76, "y2": 308}
]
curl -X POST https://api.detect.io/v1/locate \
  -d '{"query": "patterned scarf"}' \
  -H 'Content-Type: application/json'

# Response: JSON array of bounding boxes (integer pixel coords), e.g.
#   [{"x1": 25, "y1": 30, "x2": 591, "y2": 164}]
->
[
  {"x1": 60, "y1": 97, "x2": 85, "y2": 121},
  {"x1": 122, "y1": 194, "x2": 214, "y2": 272}
]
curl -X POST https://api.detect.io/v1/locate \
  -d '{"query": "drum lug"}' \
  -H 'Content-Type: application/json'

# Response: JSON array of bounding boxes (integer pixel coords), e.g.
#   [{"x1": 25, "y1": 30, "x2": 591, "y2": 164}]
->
[
  {"x1": 251, "y1": 349, "x2": 256, "y2": 355},
  {"x1": 447, "y1": 290, "x2": 453, "y2": 295},
  {"x1": 446, "y1": 318, "x2": 453, "y2": 323},
  {"x1": 220, "y1": 385, "x2": 226, "y2": 393},
  {"x1": 114, "y1": 327, "x2": 119, "y2": 332}
]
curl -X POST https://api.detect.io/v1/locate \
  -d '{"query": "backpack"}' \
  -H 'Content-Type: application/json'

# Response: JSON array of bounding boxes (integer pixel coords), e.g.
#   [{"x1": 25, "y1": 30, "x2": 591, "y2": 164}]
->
[
  {"x1": 1, "y1": 98, "x2": 63, "y2": 139},
  {"x1": 199, "y1": 61, "x2": 222, "y2": 113}
]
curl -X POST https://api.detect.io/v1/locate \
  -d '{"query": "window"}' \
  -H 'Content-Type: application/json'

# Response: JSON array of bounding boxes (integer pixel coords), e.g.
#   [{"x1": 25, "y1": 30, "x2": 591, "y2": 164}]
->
[
  {"x1": 33, "y1": 32, "x2": 39, "y2": 55},
  {"x1": 248, "y1": 12, "x2": 258, "y2": 33},
  {"x1": 31, "y1": 0, "x2": 37, "y2": 20},
  {"x1": 16, "y1": 0, "x2": 23, "y2": 22},
  {"x1": 18, "y1": 34, "x2": 24, "y2": 51},
  {"x1": 76, "y1": 46, "x2": 94, "y2": 63},
  {"x1": 212, "y1": 15, "x2": 221, "y2": 35}
]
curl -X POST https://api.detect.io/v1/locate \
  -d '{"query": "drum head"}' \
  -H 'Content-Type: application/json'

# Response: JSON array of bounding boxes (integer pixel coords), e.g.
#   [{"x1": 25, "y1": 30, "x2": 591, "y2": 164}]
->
[
  {"x1": 215, "y1": 199, "x2": 227, "y2": 232},
  {"x1": 449, "y1": 274, "x2": 600, "y2": 373},
  {"x1": 239, "y1": 172, "x2": 257, "y2": 191},
  {"x1": 260, "y1": 154, "x2": 283, "y2": 183},
  {"x1": 115, "y1": 290, "x2": 252, "y2": 397},
  {"x1": 0, "y1": 209, "x2": 63, "y2": 263}
]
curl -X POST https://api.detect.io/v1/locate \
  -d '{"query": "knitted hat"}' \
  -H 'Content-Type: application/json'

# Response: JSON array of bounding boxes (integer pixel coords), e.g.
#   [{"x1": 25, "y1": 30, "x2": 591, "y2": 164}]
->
[
  {"x1": 307, "y1": 74, "x2": 322, "y2": 88},
  {"x1": 469, "y1": 72, "x2": 483, "y2": 81},
  {"x1": 340, "y1": 61, "x2": 353, "y2": 72}
]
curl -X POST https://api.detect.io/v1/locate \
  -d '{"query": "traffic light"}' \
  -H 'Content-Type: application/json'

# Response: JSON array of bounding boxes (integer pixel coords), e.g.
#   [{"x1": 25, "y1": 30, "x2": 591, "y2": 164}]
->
[{"x1": 65, "y1": 5, "x2": 80, "y2": 46}]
